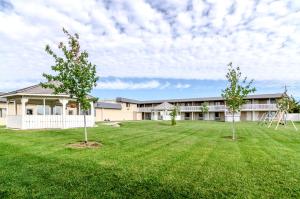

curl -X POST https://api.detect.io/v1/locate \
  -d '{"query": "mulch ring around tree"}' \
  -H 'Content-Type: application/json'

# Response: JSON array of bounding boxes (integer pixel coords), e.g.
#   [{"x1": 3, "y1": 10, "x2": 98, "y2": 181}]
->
[
  {"x1": 221, "y1": 136, "x2": 244, "y2": 141},
  {"x1": 67, "y1": 141, "x2": 102, "y2": 149}
]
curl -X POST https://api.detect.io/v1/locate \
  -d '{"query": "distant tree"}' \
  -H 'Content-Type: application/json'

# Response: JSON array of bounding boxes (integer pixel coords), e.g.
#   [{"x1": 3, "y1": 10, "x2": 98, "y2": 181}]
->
[
  {"x1": 277, "y1": 95, "x2": 290, "y2": 113},
  {"x1": 221, "y1": 62, "x2": 256, "y2": 140},
  {"x1": 42, "y1": 28, "x2": 99, "y2": 144},
  {"x1": 200, "y1": 102, "x2": 209, "y2": 118},
  {"x1": 170, "y1": 106, "x2": 179, "y2": 125},
  {"x1": 289, "y1": 96, "x2": 300, "y2": 113}
]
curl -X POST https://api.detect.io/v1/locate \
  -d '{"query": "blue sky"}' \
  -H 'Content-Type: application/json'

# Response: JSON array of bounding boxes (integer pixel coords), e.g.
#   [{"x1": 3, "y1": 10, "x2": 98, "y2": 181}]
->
[{"x1": 0, "y1": 0, "x2": 300, "y2": 100}]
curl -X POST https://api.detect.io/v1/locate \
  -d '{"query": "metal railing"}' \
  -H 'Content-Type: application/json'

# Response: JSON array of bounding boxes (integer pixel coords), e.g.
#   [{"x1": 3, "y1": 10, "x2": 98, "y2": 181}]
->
[
  {"x1": 138, "y1": 104, "x2": 278, "y2": 112},
  {"x1": 241, "y1": 104, "x2": 277, "y2": 111}
]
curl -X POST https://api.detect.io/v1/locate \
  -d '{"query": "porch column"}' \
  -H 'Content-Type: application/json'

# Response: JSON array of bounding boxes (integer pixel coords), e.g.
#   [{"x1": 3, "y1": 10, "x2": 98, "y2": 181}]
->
[
  {"x1": 59, "y1": 99, "x2": 68, "y2": 116},
  {"x1": 43, "y1": 98, "x2": 46, "y2": 115},
  {"x1": 5, "y1": 101, "x2": 9, "y2": 127},
  {"x1": 78, "y1": 103, "x2": 81, "y2": 115},
  {"x1": 14, "y1": 100, "x2": 17, "y2": 115},
  {"x1": 6, "y1": 101, "x2": 9, "y2": 116},
  {"x1": 252, "y1": 99, "x2": 254, "y2": 121},
  {"x1": 21, "y1": 97, "x2": 28, "y2": 129},
  {"x1": 21, "y1": 98, "x2": 28, "y2": 116},
  {"x1": 59, "y1": 99, "x2": 68, "y2": 128},
  {"x1": 191, "y1": 112, "x2": 194, "y2": 120}
]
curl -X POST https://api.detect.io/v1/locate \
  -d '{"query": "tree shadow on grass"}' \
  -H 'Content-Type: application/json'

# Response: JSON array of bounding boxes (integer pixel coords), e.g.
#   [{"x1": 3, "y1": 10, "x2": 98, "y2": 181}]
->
[{"x1": 156, "y1": 122, "x2": 172, "y2": 126}]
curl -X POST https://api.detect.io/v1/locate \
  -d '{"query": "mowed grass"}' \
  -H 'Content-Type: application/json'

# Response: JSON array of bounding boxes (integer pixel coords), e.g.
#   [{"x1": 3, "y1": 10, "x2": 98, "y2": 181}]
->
[{"x1": 1, "y1": 121, "x2": 300, "y2": 198}]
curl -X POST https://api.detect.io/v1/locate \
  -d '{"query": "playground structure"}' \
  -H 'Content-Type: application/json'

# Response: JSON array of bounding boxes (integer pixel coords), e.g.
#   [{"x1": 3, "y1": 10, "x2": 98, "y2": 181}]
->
[
  {"x1": 258, "y1": 112, "x2": 274, "y2": 126},
  {"x1": 267, "y1": 110, "x2": 298, "y2": 131},
  {"x1": 266, "y1": 88, "x2": 298, "y2": 131}
]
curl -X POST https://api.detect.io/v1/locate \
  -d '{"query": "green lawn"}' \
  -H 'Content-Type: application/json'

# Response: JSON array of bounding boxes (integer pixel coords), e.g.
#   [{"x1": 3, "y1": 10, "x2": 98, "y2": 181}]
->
[{"x1": 1, "y1": 121, "x2": 300, "y2": 198}]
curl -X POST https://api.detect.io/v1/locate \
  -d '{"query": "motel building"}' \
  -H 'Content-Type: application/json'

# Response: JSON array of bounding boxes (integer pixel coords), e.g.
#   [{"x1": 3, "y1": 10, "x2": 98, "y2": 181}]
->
[{"x1": 0, "y1": 83, "x2": 282, "y2": 129}]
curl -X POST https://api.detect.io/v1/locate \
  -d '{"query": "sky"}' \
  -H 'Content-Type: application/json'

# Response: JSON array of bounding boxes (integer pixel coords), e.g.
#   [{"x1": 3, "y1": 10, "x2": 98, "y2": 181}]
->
[{"x1": 0, "y1": 0, "x2": 300, "y2": 100}]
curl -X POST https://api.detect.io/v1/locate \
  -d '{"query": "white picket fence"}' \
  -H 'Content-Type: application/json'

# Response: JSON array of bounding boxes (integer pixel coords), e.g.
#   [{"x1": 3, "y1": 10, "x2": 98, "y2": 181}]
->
[
  {"x1": 6, "y1": 115, "x2": 94, "y2": 129},
  {"x1": 6, "y1": 115, "x2": 22, "y2": 129},
  {"x1": 287, "y1": 114, "x2": 300, "y2": 121}
]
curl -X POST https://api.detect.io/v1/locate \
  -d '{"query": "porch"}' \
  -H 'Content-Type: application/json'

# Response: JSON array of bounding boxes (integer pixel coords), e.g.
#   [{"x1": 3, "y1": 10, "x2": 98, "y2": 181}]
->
[
  {"x1": 5, "y1": 97, "x2": 95, "y2": 129},
  {"x1": 6, "y1": 115, "x2": 94, "y2": 129}
]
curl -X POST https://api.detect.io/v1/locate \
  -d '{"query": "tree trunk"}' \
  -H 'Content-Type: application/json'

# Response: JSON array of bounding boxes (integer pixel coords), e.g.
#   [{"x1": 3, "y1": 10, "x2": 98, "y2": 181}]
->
[
  {"x1": 84, "y1": 111, "x2": 88, "y2": 143},
  {"x1": 232, "y1": 112, "x2": 236, "y2": 140}
]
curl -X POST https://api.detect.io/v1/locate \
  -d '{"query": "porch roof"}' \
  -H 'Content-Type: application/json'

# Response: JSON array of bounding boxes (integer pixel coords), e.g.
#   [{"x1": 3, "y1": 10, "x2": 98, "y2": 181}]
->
[{"x1": 0, "y1": 83, "x2": 94, "y2": 99}]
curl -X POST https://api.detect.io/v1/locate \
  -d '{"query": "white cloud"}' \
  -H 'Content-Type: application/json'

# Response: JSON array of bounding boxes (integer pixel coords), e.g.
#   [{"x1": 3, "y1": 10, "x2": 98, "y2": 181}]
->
[
  {"x1": 0, "y1": 0, "x2": 300, "y2": 85},
  {"x1": 175, "y1": 83, "x2": 190, "y2": 89},
  {"x1": 96, "y1": 79, "x2": 192, "y2": 90},
  {"x1": 97, "y1": 79, "x2": 161, "y2": 90},
  {"x1": 160, "y1": 82, "x2": 171, "y2": 89}
]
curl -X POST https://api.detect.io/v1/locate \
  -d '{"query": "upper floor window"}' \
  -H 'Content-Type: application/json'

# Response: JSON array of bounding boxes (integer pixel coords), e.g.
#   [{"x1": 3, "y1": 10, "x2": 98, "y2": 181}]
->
[
  {"x1": 270, "y1": 99, "x2": 276, "y2": 104},
  {"x1": 126, "y1": 103, "x2": 130, "y2": 108}
]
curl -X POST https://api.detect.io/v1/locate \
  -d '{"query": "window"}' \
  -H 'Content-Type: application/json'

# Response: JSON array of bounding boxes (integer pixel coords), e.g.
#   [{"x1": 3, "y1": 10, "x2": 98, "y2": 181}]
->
[
  {"x1": 270, "y1": 99, "x2": 276, "y2": 104},
  {"x1": 215, "y1": 112, "x2": 220, "y2": 118},
  {"x1": 26, "y1": 109, "x2": 33, "y2": 115},
  {"x1": 37, "y1": 105, "x2": 50, "y2": 115},
  {"x1": 0, "y1": 108, "x2": 6, "y2": 118},
  {"x1": 53, "y1": 106, "x2": 62, "y2": 115},
  {"x1": 198, "y1": 112, "x2": 203, "y2": 120},
  {"x1": 68, "y1": 110, "x2": 73, "y2": 115},
  {"x1": 126, "y1": 103, "x2": 130, "y2": 108}
]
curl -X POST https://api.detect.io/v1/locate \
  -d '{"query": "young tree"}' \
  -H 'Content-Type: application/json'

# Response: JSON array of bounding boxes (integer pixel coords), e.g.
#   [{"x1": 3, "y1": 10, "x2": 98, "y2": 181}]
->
[
  {"x1": 200, "y1": 102, "x2": 209, "y2": 118},
  {"x1": 42, "y1": 28, "x2": 99, "y2": 143},
  {"x1": 170, "y1": 106, "x2": 179, "y2": 125},
  {"x1": 221, "y1": 62, "x2": 256, "y2": 140}
]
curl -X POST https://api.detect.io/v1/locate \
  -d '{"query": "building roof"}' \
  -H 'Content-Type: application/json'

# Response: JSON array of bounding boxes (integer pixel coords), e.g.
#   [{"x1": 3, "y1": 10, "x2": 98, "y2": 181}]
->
[
  {"x1": 116, "y1": 93, "x2": 284, "y2": 104},
  {"x1": 95, "y1": 102, "x2": 122, "y2": 109},
  {"x1": 116, "y1": 97, "x2": 140, "y2": 104},
  {"x1": 0, "y1": 83, "x2": 68, "y2": 97},
  {"x1": 0, "y1": 83, "x2": 94, "y2": 99}
]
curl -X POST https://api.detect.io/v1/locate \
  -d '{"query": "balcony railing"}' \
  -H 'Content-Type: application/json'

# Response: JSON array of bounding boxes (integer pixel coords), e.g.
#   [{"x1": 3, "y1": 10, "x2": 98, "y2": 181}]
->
[
  {"x1": 138, "y1": 107, "x2": 153, "y2": 112},
  {"x1": 241, "y1": 104, "x2": 277, "y2": 111},
  {"x1": 138, "y1": 104, "x2": 278, "y2": 112},
  {"x1": 179, "y1": 105, "x2": 226, "y2": 112}
]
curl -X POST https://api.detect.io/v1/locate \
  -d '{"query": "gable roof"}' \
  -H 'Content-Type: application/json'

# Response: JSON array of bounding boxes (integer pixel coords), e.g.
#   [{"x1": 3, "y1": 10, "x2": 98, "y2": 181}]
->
[
  {"x1": 0, "y1": 83, "x2": 94, "y2": 99},
  {"x1": 0, "y1": 83, "x2": 68, "y2": 97},
  {"x1": 153, "y1": 102, "x2": 175, "y2": 110}
]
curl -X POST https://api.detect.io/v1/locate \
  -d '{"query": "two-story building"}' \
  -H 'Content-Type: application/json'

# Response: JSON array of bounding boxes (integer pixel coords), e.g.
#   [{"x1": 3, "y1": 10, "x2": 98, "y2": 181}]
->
[
  {"x1": 116, "y1": 93, "x2": 282, "y2": 122},
  {"x1": 0, "y1": 83, "x2": 283, "y2": 129}
]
